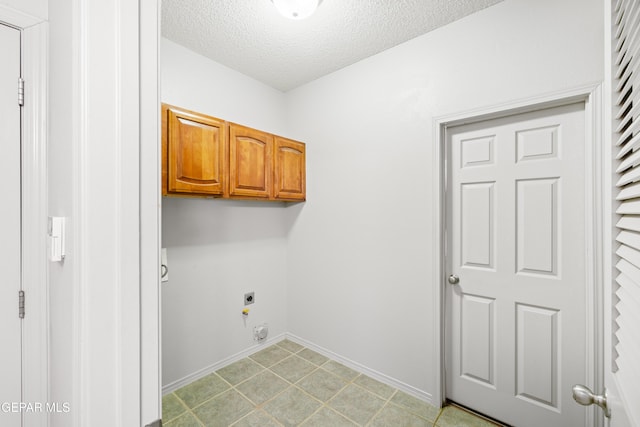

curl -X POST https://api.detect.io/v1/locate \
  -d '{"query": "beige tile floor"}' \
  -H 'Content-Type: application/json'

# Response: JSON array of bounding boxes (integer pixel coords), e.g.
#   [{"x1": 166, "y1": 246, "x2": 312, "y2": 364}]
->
[{"x1": 162, "y1": 340, "x2": 501, "y2": 427}]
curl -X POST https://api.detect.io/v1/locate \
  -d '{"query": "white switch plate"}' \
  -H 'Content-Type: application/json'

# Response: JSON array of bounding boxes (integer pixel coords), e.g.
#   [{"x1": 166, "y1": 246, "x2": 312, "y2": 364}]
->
[{"x1": 48, "y1": 216, "x2": 66, "y2": 262}]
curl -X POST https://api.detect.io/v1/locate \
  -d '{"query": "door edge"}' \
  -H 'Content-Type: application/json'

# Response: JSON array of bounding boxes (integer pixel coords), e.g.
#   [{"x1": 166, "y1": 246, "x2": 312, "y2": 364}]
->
[{"x1": 17, "y1": 16, "x2": 49, "y2": 427}]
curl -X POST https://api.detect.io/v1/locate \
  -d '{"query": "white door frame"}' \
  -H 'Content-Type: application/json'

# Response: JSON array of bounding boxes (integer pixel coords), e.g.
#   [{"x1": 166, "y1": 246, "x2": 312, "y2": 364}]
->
[
  {"x1": 140, "y1": 0, "x2": 162, "y2": 423},
  {"x1": 0, "y1": 5, "x2": 48, "y2": 427},
  {"x1": 432, "y1": 84, "x2": 605, "y2": 426}
]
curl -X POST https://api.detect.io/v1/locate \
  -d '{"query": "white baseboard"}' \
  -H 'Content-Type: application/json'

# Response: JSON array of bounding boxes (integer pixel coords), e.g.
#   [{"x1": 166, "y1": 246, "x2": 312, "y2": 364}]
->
[
  {"x1": 162, "y1": 333, "x2": 286, "y2": 395},
  {"x1": 162, "y1": 333, "x2": 434, "y2": 407},
  {"x1": 285, "y1": 334, "x2": 434, "y2": 406}
]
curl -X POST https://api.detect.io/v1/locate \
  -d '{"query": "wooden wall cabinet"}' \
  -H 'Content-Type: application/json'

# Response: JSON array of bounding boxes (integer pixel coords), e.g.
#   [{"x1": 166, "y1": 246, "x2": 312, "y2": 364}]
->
[
  {"x1": 274, "y1": 136, "x2": 306, "y2": 201},
  {"x1": 229, "y1": 123, "x2": 272, "y2": 199},
  {"x1": 162, "y1": 104, "x2": 306, "y2": 202},
  {"x1": 162, "y1": 104, "x2": 226, "y2": 196}
]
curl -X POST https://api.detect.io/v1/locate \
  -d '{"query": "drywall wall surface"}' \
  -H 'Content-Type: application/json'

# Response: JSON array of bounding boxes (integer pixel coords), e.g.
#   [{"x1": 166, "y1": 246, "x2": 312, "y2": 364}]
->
[
  {"x1": 162, "y1": 199, "x2": 289, "y2": 385},
  {"x1": 161, "y1": 38, "x2": 290, "y2": 386},
  {"x1": 162, "y1": 37, "x2": 288, "y2": 136},
  {"x1": 48, "y1": 0, "x2": 75, "y2": 423},
  {"x1": 0, "y1": 0, "x2": 46, "y2": 20},
  {"x1": 49, "y1": 0, "x2": 150, "y2": 424},
  {"x1": 284, "y1": 0, "x2": 603, "y2": 400}
]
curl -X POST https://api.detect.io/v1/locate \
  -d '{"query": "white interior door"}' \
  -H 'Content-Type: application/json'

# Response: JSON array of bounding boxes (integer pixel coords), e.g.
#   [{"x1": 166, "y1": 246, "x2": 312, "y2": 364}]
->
[
  {"x1": 0, "y1": 22, "x2": 22, "y2": 427},
  {"x1": 445, "y1": 102, "x2": 589, "y2": 426}
]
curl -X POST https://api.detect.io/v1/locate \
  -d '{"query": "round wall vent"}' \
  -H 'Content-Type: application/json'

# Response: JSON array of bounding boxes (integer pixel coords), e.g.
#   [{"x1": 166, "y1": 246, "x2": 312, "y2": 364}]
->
[{"x1": 254, "y1": 324, "x2": 269, "y2": 342}]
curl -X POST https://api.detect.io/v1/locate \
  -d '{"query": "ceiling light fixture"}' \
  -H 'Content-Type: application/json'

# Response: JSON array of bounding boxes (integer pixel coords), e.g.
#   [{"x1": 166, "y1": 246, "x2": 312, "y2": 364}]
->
[{"x1": 271, "y1": 0, "x2": 322, "y2": 20}]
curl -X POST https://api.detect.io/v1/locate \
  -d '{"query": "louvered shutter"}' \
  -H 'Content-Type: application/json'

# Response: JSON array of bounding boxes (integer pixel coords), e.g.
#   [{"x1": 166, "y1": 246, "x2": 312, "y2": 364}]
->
[{"x1": 612, "y1": 0, "x2": 640, "y2": 418}]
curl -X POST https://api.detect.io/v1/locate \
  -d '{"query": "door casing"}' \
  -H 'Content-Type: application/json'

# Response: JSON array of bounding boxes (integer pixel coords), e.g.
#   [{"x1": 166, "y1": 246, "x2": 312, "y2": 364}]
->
[
  {"x1": 0, "y1": 6, "x2": 49, "y2": 426},
  {"x1": 432, "y1": 84, "x2": 604, "y2": 427}
]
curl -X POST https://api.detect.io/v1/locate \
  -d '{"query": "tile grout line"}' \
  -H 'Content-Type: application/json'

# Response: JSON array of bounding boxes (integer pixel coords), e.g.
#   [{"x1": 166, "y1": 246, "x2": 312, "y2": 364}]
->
[
  {"x1": 292, "y1": 360, "x2": 363, "y2": 426},
  {"x1": 364, "y1": 388, "x2": 399, "y2": 427},
  {"x1": 229, "y1": 400, "x2": 284, "y2": 427},
  {"x1": 433, "y1": 406, "x2": 445, "y2": 427},
  {"x1": 185, "y1": 371, "x2": 237, "y2": 413},
  {"x1": 295, "y1": 403, "x2": 326, "y2": 426},
  {"x1": 170, "y1": 392, "x2": 205, "y2": 427},
  {"x1": 164, "y1": 341, "x2": 445, "y2": 427},
  {"x1": 320, "y1": 360, "x2": 364, "y2": 423},
  {"x1": 310, "y1": 371, "x2": 362, "y2": 426},
  {"x1": 259, "y1": 351, "x2": 362, "y2": 426},
  {"x1": 231, "y1": 365, "x2": 292, "y2": 426},
  {"x1": 248, "y1": 349, "x2": 405, "y2": 426},
  {"x1": 161, "y1": 393, "x2": 187, "y2": 425},
  {"x1": 233, "y1": 343, "x2": 328, "y2": 426},
  {"x1": 164, "y1": 342, "x2": 301, "y2": 425},
  {"x1": 248, "y1": 348, "x2": 295, "y2": 370},
  {"x1": 308, "y1": 364, "x2": 393, "y2": 426}
]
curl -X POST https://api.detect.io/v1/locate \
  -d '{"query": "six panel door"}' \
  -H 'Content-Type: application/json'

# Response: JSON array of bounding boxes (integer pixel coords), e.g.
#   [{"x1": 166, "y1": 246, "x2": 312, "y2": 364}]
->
[{"x1": 445, "y1": 103, "x2": 588, "y2": 427}]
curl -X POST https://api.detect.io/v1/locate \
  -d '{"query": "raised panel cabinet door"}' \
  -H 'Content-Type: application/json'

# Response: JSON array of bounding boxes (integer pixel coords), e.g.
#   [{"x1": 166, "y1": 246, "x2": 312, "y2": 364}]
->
[
  {"x1": 274, "y1": 137, "x2": 306, "y2": 201},
  {"x1": 164, "y1": 104, "x2": 226, "y2": 195},
  {"x1": 229, "y1": 123, "x2": 272, "y2": 198}
]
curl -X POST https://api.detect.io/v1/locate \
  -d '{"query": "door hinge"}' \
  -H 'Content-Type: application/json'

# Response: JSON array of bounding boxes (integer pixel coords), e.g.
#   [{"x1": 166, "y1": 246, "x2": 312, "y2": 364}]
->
[
  {"x1": 18, "y1": 78, "x2": 24, "y2": 106},
  {"x1": 19, "y1": 290, "x2": 25, "y2": 319}
]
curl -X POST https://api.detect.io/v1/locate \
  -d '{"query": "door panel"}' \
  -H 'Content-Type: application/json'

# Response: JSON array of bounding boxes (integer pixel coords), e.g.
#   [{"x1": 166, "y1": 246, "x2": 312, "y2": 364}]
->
[
  {"x1": 515, "y1": 303, "x2": 559, "y2": 407},
  {"x1": 516, "y1": 178, "x2": 558, "y2": 275},
  {"x1": 446, "y1": 103, "x2": 587, "y2": 427},
  {"x1": 460, "y1": 294, "x2": 496, "y2": 387},
  {"x1": 461, "y1": 182, "x2": 495, "y2": 269},
  {"x1": 0, "y1": 22, "x2": 22, "y2": 427}
]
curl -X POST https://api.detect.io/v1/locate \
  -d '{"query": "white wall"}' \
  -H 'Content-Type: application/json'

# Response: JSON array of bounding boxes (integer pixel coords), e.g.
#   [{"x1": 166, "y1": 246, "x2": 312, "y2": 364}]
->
[
  {"x1": 48, "y1": 0, "x2": 150, "y2": 425},
  {"x1": 48, "y1": 0, "x2": 75, "y2": 423},
  {"x1": 1, "y1": 0, "x2": 46, "y2": 20},
  {"x1": 285, "y1": 0, "x2": 603, "y2": 401},
  {"x1": 3, "y1": 0, "x2": 80, "y2": 423},
  {"x1": 161, "y1": 38, "x2": 293, "y2": 386},
  {"x1": 161, "y1": 38, "x2": 287, "y2": 133}
]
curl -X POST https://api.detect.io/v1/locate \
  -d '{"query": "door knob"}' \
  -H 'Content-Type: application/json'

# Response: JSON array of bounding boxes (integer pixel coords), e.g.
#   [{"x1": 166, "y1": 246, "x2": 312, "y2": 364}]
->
[
  {"x1": 572, "y1": 384, "x2": 610, "y2": 418},
  {"x1": 448, "y1": 275, "x2": 460, "y2": 285}
]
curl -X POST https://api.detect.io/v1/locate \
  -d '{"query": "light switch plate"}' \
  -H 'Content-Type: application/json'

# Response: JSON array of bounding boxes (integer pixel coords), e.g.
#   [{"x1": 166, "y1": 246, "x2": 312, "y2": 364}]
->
[{"x1": 48, "y1": 216, "x2": 66, "y2": 262}]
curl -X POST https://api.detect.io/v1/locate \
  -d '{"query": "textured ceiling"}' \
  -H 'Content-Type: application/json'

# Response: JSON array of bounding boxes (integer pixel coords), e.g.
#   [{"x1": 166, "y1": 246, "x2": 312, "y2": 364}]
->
[{"x1": 161, "y1": 0, "x2": 504, "y2": 92}]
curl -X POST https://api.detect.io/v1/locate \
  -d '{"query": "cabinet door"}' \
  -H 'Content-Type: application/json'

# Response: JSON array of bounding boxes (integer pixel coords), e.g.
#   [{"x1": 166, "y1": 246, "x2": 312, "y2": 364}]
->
[
  {"x1": 229, "y1": 123, "x2": 272, "y2": 199},
  {"x1": 165, "y1": 105, "x2": 226, "y2": 195},
  {"x1": 274, "y1": 137, "x2": 306, "y2": 201}
]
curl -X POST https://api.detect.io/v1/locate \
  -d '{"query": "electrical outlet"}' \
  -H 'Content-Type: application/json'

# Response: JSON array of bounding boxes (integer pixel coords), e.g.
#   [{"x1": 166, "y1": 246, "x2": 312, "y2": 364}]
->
[{"x1": 244, "y1": 292, "x2": 255, "y2": 306}]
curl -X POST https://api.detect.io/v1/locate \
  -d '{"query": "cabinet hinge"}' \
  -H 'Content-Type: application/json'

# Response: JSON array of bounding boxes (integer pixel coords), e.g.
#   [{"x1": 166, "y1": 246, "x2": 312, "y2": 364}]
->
[
  {"x1": 18, "y1": 78, "x2": 24, "y2": 106},
  {"x1": 19, "y1": 290, "x2": 25, "y2": 319}
]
